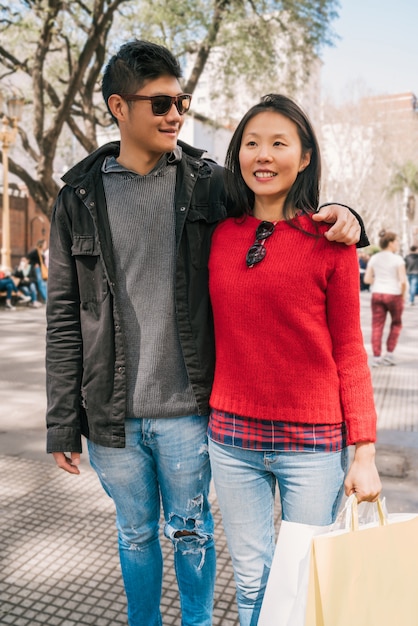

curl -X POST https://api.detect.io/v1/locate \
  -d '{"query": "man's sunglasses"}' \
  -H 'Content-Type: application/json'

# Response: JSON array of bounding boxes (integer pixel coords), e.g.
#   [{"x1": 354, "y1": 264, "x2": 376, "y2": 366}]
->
[
  {"x1": 246, "y1": 221, "x2": 276, "y2": 268},
  {"x1": 119, "y1": 93, "x2": 192, "y2": 116}
]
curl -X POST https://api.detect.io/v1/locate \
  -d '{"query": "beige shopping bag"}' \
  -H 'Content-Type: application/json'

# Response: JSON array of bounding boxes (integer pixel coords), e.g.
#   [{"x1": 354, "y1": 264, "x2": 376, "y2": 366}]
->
[{"x1": 305, "y1": 497, "x2": 418, "y2": 626}]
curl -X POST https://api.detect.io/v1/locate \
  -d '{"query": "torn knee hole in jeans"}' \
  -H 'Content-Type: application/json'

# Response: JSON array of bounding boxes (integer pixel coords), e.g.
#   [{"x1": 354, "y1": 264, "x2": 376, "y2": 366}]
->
[
  {"x1": 168, "y1": 494, "x2": 204, "y2": 537},
  {"x1": 174, "y1": 529, "x2": 196, "y2": 538},
  {"x1": 168, "y1": 515, "x2": 210, "y2": 570},
  {"x1": 169, "y1": 511, "x2": 203, "y2": 539},
  {"x1": 166, "y1": 493, "x2": 211, "y2": 536}
]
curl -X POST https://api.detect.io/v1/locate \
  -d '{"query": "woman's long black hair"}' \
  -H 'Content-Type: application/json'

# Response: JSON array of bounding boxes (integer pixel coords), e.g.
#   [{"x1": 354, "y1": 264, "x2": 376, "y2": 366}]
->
[{"x1": 224, "y1": 94, "x2": 321, "y2": 220}]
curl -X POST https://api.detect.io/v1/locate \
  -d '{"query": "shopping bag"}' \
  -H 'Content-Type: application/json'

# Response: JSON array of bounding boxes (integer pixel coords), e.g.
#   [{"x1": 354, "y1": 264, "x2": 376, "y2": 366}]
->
[
  {"x1": 258, "y1": 520, "x2": 332, "y2": 626},
  {"x1": 305, "y1": 496, "x2": 418, "y2": 626}
]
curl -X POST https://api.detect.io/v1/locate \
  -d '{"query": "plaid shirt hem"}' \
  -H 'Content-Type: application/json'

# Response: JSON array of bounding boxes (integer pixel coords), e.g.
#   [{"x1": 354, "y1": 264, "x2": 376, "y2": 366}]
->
[{"x1": 208, "y1": 409, "x2": 346, "y2": 452}]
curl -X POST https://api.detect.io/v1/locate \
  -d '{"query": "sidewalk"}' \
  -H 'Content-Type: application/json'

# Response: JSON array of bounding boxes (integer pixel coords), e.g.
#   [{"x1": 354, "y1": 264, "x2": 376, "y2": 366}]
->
[{"x1": 0, "y1": 293, "x2": 417, "y2": 625}]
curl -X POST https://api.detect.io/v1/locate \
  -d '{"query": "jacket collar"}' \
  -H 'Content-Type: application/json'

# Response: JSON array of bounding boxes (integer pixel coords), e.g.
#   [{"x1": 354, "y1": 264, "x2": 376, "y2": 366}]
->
[{"x1": 62, "y1": 140, "x2": 207, "y2": 188}]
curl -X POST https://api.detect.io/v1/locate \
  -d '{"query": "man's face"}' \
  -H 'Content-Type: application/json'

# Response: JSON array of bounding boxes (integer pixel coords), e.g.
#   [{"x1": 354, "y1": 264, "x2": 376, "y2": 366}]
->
[{"x1": 121, "y1": 75, "x2": 186, "y2": 161}]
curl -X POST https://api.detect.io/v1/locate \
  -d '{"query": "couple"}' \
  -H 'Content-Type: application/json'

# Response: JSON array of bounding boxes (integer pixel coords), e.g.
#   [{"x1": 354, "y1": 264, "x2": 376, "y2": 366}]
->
[{"x1": 46, "y1": 40, "x2": 381, "y2": 626}]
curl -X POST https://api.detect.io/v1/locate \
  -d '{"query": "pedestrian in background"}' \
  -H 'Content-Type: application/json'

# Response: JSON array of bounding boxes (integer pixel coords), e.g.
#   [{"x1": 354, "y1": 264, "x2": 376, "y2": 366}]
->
[
  {"x1": 27, "y1": 239, "x2": 48, "y2": 303},
  {"x1": 358, "y1": 251, "x2": 370, "y2": 291},
  {"x1": 364, "y1": 230, "x2": 407, "y2": 366},
  {"x1": 207, "y1": 94, "x2": 381, "y2": 626},
  {"x1": 45, "y1": 40, "x2": 367, "y2": 626},
  {"x1": 404, "y1": 244, "x2": 418, "y2": 305}
]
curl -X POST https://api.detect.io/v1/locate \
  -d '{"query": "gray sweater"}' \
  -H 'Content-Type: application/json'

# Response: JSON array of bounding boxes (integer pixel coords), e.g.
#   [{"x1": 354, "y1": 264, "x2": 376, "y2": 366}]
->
[{"x1": 102, "y1": 151, "x2": 197, "y2": 418}]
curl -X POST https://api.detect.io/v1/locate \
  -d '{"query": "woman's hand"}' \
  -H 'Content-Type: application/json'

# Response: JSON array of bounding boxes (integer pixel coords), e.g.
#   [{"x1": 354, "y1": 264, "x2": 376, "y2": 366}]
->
[
  {"x1": 312, "y1": 204, "x2": 360, "y2": 245},
  {"x1": 344, "y1": 442, "x2": 382, "y2": 503}
]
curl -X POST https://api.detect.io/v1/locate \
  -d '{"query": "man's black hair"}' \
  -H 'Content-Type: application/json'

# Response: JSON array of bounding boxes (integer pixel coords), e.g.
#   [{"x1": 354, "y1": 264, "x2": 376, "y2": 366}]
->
[{"x1": 102, "y1": 39, "x2": 182, "y2": 123}]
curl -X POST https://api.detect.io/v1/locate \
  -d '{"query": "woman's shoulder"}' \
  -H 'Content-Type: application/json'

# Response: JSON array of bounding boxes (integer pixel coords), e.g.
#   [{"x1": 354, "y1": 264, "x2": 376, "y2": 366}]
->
[
  {"x1": 292, "y1": 214, "x2": 340, "y2": 243},
  {"x1": 293, "y1": 213, "x2": 326, "y2": 232},
  {"x1": 214, "y1": 215, "x2": 255, "y2": 235}
]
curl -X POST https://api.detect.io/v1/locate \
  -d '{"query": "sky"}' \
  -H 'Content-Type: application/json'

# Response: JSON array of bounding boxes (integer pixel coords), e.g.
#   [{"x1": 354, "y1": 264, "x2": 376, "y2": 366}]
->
[{"x1": 320, "y1": 0, "x2": 418, "y2": 103}]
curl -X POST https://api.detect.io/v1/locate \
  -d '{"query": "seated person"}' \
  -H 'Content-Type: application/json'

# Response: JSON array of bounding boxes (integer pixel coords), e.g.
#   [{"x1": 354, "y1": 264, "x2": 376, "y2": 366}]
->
[
  {"x1": 0, "y1": 267, "x2": 31, "y2": 310},
  {"x1": 13, "y1": 257, "x2": 42, "y2": 308}
]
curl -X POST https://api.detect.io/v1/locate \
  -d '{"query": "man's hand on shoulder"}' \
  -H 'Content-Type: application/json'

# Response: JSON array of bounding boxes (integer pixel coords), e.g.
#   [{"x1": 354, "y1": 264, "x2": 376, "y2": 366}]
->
[
  {"x1": 312, "y1": 203, "x2": 360, "y2": 246},
  {"x1": 52, "y1": 451, "x2": 81, "y2": 475}
]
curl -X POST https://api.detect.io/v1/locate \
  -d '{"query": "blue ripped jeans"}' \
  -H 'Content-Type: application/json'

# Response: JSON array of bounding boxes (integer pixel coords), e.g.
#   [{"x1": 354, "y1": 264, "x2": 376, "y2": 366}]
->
[{"x1": 88, "y1": 416, "x2": 215, "y2": 626}]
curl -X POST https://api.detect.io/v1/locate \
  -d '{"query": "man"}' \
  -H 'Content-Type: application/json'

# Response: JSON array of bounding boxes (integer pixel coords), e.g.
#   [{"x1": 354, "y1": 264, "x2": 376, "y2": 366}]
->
[
  {"x1": 46, "y1": 39, "x2": 367, "y2": 626},
  {"x1": 405, "y1": 244, "x2": 418, "y2": 305}
]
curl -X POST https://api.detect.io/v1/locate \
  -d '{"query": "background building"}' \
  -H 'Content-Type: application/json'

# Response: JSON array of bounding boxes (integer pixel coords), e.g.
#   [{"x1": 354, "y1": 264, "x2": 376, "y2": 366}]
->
[{"x1": 0, "y1": 183, "x2": 50, "y2": 269}]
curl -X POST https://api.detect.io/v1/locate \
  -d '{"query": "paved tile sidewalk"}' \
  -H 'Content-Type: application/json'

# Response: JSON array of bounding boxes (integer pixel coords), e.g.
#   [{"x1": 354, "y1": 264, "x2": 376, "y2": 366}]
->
[
  {"x1": 0, "y1": 455, "x2": 245, "y2": 625},
  {"x1": 0, "y1": 293, "x2": 417, "y2": 625}
]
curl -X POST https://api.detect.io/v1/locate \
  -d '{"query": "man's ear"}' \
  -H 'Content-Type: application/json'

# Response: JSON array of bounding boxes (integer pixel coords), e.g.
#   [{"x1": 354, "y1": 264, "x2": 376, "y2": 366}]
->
[{"x1": 107, "y1": 94, "x2": 127, "y2": 123}]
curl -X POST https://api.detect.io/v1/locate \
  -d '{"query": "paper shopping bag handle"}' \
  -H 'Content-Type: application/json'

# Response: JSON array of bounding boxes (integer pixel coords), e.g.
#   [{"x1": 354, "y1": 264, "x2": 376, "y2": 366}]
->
[{"x1": 351, "y1": 497, "x2": 387, "y2": 531}]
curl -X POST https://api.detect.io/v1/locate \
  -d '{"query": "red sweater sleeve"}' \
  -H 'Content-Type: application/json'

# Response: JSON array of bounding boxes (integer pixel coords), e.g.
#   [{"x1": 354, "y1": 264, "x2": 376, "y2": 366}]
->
[{"x1": 325, "y1": 243, "x2": 377, "y2": 444}]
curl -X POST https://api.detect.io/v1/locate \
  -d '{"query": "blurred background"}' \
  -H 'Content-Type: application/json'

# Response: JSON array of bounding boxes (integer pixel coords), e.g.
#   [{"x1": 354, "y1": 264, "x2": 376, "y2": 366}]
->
[{"x1": 1, "y1": 0, "x2": 417, "y2": 269}]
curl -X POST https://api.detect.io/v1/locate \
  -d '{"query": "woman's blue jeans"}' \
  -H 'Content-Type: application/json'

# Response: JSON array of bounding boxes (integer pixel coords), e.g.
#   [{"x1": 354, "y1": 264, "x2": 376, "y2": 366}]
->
[
  {"x1": 88, "y1": 416, "x2": 215, "y2": 626},
  {"x1": 209, "y1": 439, "x2": 348, "y2": 626}
]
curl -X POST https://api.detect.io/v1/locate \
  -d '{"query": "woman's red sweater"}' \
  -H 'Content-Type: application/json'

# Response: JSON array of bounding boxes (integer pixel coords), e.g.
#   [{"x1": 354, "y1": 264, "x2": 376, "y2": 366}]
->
[{"x1": 208, "y1": 215, "x2": 377, "y2": 445}]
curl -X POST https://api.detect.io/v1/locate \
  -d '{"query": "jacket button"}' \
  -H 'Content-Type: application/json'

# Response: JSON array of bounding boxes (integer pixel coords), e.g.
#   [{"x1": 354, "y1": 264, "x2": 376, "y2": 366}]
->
[
  {"x1": 118, "y1": 366, "x2": 125, "y2": 374},
  {"x1": 180, "y1": 206, "x2": 186, "y2": 212},
  {"x1": 79, "y1": 188, "x2": 86, "y2": 195}
]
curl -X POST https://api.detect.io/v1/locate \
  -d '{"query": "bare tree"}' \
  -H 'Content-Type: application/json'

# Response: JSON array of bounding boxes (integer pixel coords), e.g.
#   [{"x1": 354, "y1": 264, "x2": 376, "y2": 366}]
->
[
  {"x1": 0, "y1": 0, "x2": 339, "y2": 216},
  {"x1": 320, "y1": 95, "x2": 418, "y2": 244}
]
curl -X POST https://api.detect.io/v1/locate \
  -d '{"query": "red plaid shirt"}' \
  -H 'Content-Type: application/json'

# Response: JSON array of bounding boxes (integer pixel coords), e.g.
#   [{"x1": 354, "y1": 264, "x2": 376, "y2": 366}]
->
[{"x1": 209, "y1": 409, "x2": 346, "y2": 452}]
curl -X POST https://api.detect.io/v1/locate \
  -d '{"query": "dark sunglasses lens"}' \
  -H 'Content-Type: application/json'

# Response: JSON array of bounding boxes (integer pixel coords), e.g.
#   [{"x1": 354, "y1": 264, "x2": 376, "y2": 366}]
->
[
  {"x1": 178, "y1": 95, "x2": 191, "y2": 114},
  {"x1": 151, "y1": 96, "x2": 173, "y2": 115},
  {"x1": 246, "y1": 243, "x2": 267, "y2": 267},
  {"x1": 151, "y1": 95, "x2": 191, "y2": 115},
  {"x1": 256, "y1": 221, "x2": 275, "y2": 240}
]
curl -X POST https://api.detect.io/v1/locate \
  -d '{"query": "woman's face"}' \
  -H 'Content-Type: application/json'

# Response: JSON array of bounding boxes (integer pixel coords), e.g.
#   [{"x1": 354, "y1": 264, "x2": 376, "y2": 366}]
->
[{"x1": 238, "y1": 110, "x2": 311, "y2": 208}]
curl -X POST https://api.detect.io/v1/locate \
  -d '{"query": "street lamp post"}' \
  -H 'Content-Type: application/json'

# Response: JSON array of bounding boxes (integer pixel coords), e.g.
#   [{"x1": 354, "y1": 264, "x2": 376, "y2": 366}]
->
[{"x1": 0, "y1": 93, "x2": 24, "y2": 269}]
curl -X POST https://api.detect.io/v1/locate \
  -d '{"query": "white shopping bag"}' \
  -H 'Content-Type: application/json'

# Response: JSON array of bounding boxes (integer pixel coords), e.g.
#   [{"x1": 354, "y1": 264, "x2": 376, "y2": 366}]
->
[{"x1": 258, "y1": 520, "x2": 331, "y2": 626}]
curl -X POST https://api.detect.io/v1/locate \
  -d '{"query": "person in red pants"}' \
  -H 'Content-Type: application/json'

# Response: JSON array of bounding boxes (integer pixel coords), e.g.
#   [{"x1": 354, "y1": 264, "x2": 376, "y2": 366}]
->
[{"x1": 364, "y1": 230, "x2": 407, "y2": 366}]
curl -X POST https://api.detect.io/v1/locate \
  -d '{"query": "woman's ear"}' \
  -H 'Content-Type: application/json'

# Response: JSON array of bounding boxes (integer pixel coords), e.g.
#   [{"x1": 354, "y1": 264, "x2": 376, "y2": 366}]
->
[{"x1": 299, "y1": 150, "x2": 312, "y2": 172}]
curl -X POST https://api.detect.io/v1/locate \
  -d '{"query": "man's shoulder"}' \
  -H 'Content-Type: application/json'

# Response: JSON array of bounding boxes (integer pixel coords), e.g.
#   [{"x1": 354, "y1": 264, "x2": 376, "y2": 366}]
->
[
  {"x1": 178, "y1": 140, "x2": 224, "y2": 170},
  {"x1": 179, "y1": 144, "x2": 225, "y2": 198},
  {"x1": 62, "y1": 141, "x2": 120, "y2": 187}
]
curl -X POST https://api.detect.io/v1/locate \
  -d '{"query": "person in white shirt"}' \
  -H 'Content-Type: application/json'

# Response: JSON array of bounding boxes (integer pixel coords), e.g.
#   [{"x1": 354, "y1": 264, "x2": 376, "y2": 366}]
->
[{"x1": 364, "y1": 230, "x2": 407, "y2": 366}]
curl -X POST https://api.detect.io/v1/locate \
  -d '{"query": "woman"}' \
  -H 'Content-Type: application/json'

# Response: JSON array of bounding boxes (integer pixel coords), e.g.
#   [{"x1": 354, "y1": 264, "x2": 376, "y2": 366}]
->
[
  {"x1": 364, "y1": 230, "x2": 406, "y2": 366},
  {"x1": 207, "y1": 94, "x2": 381, "y2": 625}
]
